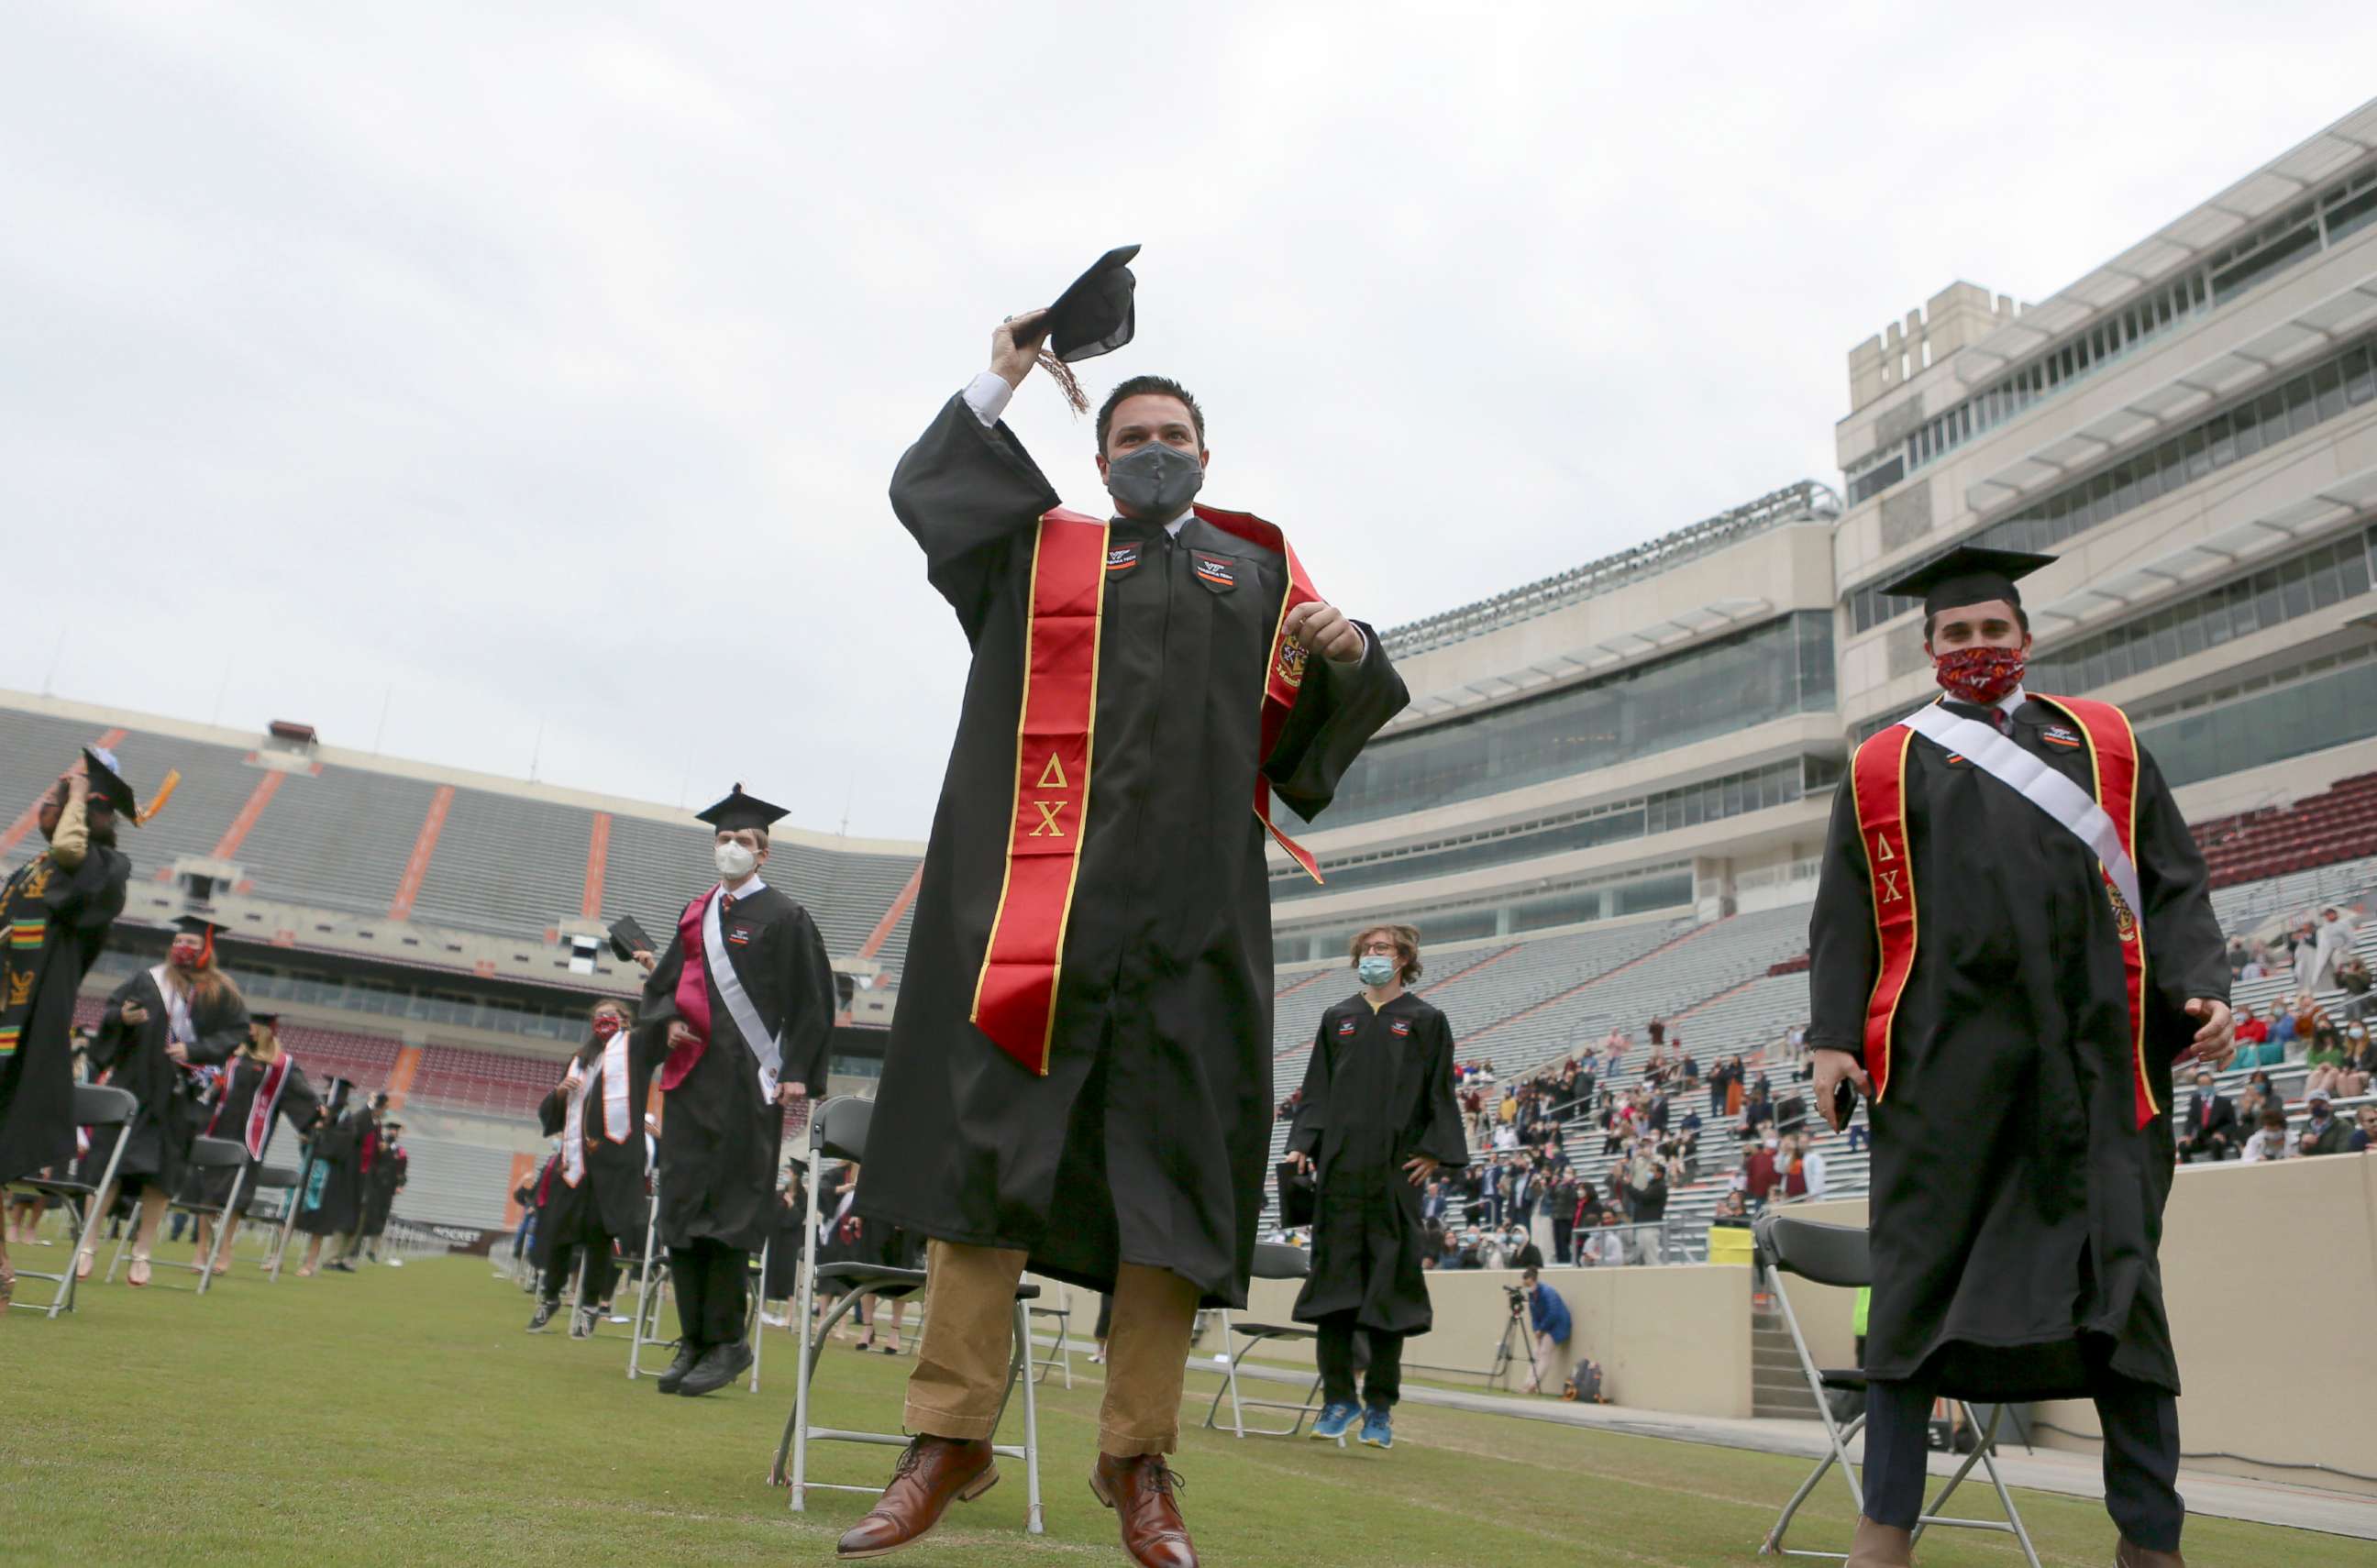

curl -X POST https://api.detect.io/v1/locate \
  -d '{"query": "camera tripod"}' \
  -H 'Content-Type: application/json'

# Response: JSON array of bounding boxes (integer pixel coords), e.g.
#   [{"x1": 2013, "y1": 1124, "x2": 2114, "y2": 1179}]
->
[{"x1": 1487, "y1": 1296, "x2": 1540, "y2": 1393}]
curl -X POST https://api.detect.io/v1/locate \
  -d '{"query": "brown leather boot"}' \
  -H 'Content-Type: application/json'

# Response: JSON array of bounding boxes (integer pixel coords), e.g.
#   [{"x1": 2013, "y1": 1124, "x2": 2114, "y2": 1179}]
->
[
  {"x1": 1090, "y1": 1452, "x2": 1199, "y2": 1568},
  {"x1": 1846, "y1": 1515, "x2": 1914, "y2": 1567},
  {"x1": 2115, "y1": 1539, "x2": 2184, "y2": 1568},
  {"x1": 835, "y1": 1436, "x2": 998, "y2": 1559}
]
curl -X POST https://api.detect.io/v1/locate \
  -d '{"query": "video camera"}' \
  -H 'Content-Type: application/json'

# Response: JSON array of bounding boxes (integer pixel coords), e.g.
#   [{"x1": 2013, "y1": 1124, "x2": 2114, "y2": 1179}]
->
[{"x1": 1502, "y1": 1283, "x2": 1529, "y2": 1317}]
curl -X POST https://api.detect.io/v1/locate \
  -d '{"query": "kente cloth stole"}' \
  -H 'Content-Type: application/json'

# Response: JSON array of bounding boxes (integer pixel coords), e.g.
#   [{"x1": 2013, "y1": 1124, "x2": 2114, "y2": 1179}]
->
[
  {"x1": 0, "y1": 854, "x2": 58, "y2": 1058},
  {"x1": 969, "y1": 504, "x2": 1330, "y2": 1076},
  {"x1": 1851, "y1": 694, "x2": 2154, "y2": 1126}
]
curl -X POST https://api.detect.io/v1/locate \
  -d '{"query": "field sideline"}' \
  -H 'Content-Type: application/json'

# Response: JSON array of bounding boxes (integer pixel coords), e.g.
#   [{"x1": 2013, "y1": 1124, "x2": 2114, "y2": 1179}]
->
[{"x1": 0, "y1": 1242, "x2": 2359, "y2": 1568}]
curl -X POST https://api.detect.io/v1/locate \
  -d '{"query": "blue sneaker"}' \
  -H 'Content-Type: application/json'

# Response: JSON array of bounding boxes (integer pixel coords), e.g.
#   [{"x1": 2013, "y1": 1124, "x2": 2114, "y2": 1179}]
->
[
  {"x1": 1310, "y1": 1399, "x2": 1359, "y2": 1441},
  {"x1": 1358, "y1": 1405, "x2": 1394, "y2": 1449}
]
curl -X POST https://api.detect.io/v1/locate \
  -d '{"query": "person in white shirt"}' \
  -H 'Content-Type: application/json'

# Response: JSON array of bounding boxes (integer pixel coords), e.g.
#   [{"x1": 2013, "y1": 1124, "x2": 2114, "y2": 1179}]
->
[{"x1": 2240, "y1": 1110, "x2": 2294, "y2": 1163}]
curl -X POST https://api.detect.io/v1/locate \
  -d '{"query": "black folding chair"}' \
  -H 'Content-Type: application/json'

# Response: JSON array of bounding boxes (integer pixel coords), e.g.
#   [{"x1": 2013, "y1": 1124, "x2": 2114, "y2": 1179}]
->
[
  {"x1": 1199, "y1": 1243, "x2": 1325, "y2": 1438},
  {"x1": 5, "y1": 1084, "x2": 137, "y2": 1319},
  {"x1": 768, "y1": 1095, "x2": 1043, "y2": 1533},
  {"x1": 105, "y1": 1135, "x2": 249, "y2": 1294},
  {"x1": 1753, "y1": 1212, "x2": 2040, "y2": 1566}
]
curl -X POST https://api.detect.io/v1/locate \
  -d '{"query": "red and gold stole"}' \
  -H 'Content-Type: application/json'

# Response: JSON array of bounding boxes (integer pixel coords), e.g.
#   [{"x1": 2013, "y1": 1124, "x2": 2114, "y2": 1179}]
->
[
  {"x1": 1850, "y1": 696, "x2": 2154, "y2": 1125},
  {"x1": 970, "y1": 505, "x2": 1329, "y2": 1076}
]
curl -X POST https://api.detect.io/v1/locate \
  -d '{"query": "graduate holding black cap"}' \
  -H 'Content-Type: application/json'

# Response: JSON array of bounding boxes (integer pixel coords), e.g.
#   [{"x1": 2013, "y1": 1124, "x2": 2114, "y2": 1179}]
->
[
  {"x1": 847, "y1": 251, "x2": 1406, "y2": 1566},
  {"x1": 82, "y1": 911, "x2": 250, "y2": 1288},
  {"x1": 631, "y1": 784, "x2": 835, "y2": 1397},
  {"x1": 1807, "y1": 545, "x2": 2231, "y2": 1568},
  {"x1": 0, "y1": 748, "x2": 139, "y2": 1308}
]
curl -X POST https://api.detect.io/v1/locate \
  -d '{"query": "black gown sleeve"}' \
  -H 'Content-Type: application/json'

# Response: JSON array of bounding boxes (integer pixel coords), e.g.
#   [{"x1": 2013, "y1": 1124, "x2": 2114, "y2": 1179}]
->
[
  {"x1": 1287, "y1": 1013, "x2": 1332, "y2": 1160},
  {"x1": 50, "y1": 845, "x2": 130, "y2": 935},
  {"x1": 89, "y1": 973, "x2": 144, "y2": 1076},
  {"x1": 633, "y1": 933, "x2": 689, "y2": 1065},
  {"x1": 537, "y1": 1073, "x2": 571, "y2": 1138},
  {"x1": 279, "y1": 1065, "x2": 323, "y2": 1137},
  {"x1": 1411, "y1": 1009, "x2": 1471, "y2": 1168},
  {"x1": 188, "y1": 990, "x2": 251, "y2": 1067},
  {"x1": 2133, "y1": 744, "x2": 2229, "y2": 1020},
  {"x1": 1261, "y1": 630, "x2": 1411, "y2": 823},
  {"x1": 888, "y1": 393, "x2": 1063, "y2": 644},
  {"x1": 778, "y1": 909, "x2": 837, "y2": 1092},
  {"x1": 1806, "y1": 777, "x2": 1878, "y2": 1061}
]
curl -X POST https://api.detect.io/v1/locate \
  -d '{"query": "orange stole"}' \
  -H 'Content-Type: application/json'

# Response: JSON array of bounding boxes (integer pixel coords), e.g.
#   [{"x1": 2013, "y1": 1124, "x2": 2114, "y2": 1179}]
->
[
  {"x1": 2035, "y1": 694, "x2": 2156, "y2": 1128},
  {"x1": 971, "y1": 509, "x2": 1109, "y2": 1076},
  {"x1": 1850, "y1": 725, "x2": 1918, "y2": 1101},
  {"x1": 1849, "y1": 698, "x2": 2156, "y2": 1126},
  {"x1": 1195, "y1": 504, "x2": 1328, "y2": 882}
]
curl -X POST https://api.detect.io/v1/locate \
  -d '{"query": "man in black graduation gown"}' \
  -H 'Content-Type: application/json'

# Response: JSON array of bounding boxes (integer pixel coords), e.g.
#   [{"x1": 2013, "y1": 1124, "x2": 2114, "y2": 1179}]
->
[
  {"x1": 633, "y1": 785, "x2": 835, "y2": 1397},
  {"x1": 189, "y1": 1012, "x2": 322, "y2": 1275},
  {"x1": 1283, "y1": 922, "x2": 1466, "y2": 1452},
  {"x1": 361, "y1": 1120, "x2": 407, "y2": 1261},
  {"x1": 293, "y1": 1091, "x2": 378, "y2": 1276},
  {"x1": 846, "y1": 260, "x2": 1405, "y2": 1567},
  {"x1": 0, "y1": 749, "x2": 136, "y2": 1306},
  {"x1": 530, "y1": 998, "x2": 651, "y2": 1337},
  {"x1": 1808, "y1": 547, "x2": 2231, "y2": 1568}
]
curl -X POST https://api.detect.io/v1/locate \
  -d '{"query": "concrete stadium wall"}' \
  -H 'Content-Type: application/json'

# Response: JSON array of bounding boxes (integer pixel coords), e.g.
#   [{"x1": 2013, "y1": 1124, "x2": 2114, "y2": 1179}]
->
[
  {"x1": 1782, "y1": 1155, "x2": 2377, "y2": 1497},
  {"x1": 1034, "y1": 1260, "x2": 1755, "y2": 1419}
]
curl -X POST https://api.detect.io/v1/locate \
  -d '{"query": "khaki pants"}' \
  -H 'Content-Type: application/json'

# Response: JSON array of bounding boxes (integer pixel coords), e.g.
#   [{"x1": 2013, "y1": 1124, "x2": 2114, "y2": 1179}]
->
[{"x1": 904, "y1": 1239, "x2": 1200, "y2": 1457}]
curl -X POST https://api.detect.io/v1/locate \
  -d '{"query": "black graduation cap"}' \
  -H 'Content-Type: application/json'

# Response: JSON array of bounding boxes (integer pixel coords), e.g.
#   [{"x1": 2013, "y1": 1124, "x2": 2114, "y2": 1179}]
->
[
  {"x1": 1880, "y1": 545, "x2": 2056, "y2": 618},
  {"x1": 82, "y1": 745, "x2": 139, "y2": 819},
  {"x1": 606, "y1": 914, "x2": 657, "y2": 965},
  {"x1": 172, "y1": 912, "x2": 228, "y2": 940},
  {"x1": 697, "y1": 783, "x2": 790, "y2": 834},
  {"x1": 1045, "y1": 244, "x2": 1140, "y2": 364},
  {"x1": 1025, "y1": 245, "x2": 1140, "y2": 414},
  {"x1": 250, "y1": 1011, "x2": 282, "y2": 1028}
]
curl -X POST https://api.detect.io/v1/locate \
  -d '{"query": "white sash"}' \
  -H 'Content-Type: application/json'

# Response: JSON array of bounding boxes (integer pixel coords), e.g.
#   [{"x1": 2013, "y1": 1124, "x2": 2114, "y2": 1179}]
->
[
  {"x1": 703, "y1": 888, "x2": 783, "y2": 1099},
  {"x1": 558, "y1": 1032, "x2": 630, "y2": 1187},
  {"x1": 820, "y1": 1186, "x2": 857, "y2": 1245},
  {"x1": 1902, "y1": 701, "x2": 2146, "y2": 933},
  {"x1": 149, "y1": 965, "x2": 195, "y2": 1049}
]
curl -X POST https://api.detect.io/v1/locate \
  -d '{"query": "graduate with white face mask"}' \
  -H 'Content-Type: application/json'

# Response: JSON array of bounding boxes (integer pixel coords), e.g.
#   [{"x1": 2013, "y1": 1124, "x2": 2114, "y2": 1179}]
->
[{"x1": 628, "y1": 784, "x2": 838, "y2": 1397}]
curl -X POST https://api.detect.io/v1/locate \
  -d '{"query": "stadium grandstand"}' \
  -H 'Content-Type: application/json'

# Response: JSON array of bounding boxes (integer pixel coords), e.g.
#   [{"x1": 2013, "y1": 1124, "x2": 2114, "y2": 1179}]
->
[{"x1": 7, "y1": 94, "x2": 2377, "y2": 1346}]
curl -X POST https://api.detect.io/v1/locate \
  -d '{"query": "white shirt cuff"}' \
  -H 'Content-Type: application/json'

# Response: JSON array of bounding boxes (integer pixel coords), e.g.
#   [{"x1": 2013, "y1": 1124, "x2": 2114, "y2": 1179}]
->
[{"x1": 963, "y1": 370, "x2": 1016, "y2": 428}]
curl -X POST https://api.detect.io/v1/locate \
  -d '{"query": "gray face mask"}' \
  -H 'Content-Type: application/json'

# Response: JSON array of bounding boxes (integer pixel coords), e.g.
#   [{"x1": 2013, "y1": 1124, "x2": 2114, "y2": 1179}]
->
[{"x1": 1106, "y1": 441, "x2": 1204, "y2": 519}]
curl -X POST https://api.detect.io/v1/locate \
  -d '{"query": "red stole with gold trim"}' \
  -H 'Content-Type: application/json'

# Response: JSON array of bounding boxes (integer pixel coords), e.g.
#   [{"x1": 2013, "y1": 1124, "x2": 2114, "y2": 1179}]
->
[
  {"x1": 970, "y1": 505, "x2": 1329, "y2": 1076},
  {"x1": 1850, "y1": 695, "x2": 2156, "y2": 1127}
]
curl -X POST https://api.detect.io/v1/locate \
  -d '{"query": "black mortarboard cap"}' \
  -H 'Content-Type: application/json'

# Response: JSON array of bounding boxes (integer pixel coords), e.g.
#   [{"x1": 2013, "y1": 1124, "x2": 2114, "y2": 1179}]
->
[
  {"x1": 696, "y1": 783, "x2": 790, "y2": 834},
  {"x1": 1045, "y1": 245, "x2": 1140, "y2": 364},
  {"x1": 250, "y1": 1011, "x2": 282, "y2": 1028},
  {"x1": 83, "y1": 745, "x2": 138, "y2": 819},
  {"x1": 1879, "y1": 545, "x2": 2056, "y2": 618},
  {"x1": 606, "y1": 914, "x2": 656, "y2": 964},
  {"x1": 173, "y1": 912, "x2": 228, "y2": 939}
]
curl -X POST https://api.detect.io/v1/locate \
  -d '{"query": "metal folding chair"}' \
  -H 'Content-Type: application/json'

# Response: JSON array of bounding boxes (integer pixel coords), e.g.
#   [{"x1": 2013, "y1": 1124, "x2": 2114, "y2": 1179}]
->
[
  {"x1": 105, "y1": 1135, "x2": 249, "y2": 1293},
  {"x1": 1199, "y1": 1243, "x2": 1325, "y2": 1438},
  {"x1": 1754, "y1": 1211, "x2": 2040, "y2": 1566},
  {"x1": 625, "y1": 1180, "x2": 674, "y2": 1380},
  {"x1": 1029, "y1": 1302, "x2": 1073, "y2": 1388},
  {"x1": 5, "y1": 1084, "x2": 137, "y2": 1319},
  {"x1": 768, "y1": 1095, "x2": 1043, "y2": 1534}
]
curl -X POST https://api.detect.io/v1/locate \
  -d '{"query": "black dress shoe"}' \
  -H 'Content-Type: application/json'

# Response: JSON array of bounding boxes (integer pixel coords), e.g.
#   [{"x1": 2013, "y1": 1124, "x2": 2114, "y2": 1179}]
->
[
  {"x1": 677, "y1": 1340, "x2": 753, "y2": 1397},
  {"x1": 656, "y1": 1342, "x2": 702, "y2": 1394},
  {"x1": 526, "y1": 1300, "x2": 558, "y2": 1333}
]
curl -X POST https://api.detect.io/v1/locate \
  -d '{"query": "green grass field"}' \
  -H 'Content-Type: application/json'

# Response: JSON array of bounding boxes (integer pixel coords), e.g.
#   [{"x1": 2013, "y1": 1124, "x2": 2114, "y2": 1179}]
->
[{"x1": 0, "y1": 1238, "x2": 2359, "y2": 1568}]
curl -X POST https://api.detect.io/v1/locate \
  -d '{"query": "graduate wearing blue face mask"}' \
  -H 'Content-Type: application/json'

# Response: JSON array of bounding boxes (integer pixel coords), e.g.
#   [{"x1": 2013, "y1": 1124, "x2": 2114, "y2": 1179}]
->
[{"x1": 1280, "y1": 923, "x2": 1471, "y2": 1451}]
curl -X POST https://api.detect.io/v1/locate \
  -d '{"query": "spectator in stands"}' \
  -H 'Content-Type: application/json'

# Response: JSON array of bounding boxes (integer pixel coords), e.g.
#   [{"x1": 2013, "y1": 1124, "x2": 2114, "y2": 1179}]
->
[
  {"x1": 2339, "y1": 1023, "x2": 2376, "y2": 1099},
  {"x1": 1621, "y1": 1151, "x2": 1668, "y2": 1263},
  {"x1": 2291, "y1": 991, "x2": 2327, "y2": 1058},
  {"x1": 1577, "y1": 1209, "x2": 1627, "y2": 1267},
  {"x1": 1677, "y1": 1050, "x2": 1700, "y2": 1092},
  {"x1": 1495, "y1": 1222, "x2": 1543, "y2": 1272},
  {"x1": 1797, "y1": 1132, "x2": 1829, "y2": 1200},
  {"x1": 2173, "y1": 1069, "x2": 2239, "y2": 1163},
  {"x1": 2241, "y1": 1109, "x2": 2293, "y2": 1164},
  {"x1": 2226, "y1": 936, "x2": 2252, "y2": 979},
  {"x1": 2349, "y1": 1105, "x2": 2377, "y2": 1154},
  {"x1": 1517, "y1": 1266, "x2": 1571, "y2": 1396},
  {"x1": 1546, "y1": 1171, "x2": 1580, "y2": 1264},
  {"x1": 1742, "y1": 1143, "x2": 1778, "y2": 1208},
  {"x1": 1709, "y1": 1190, "x2": 1750, "y2": 1225},
  {"x1": 2231, "y1": 1004, "x2": 2271, "y2": 1068},
  {"x1": 81, "y1": 913, "x2": 250, "y2": 1288},
  {"x1": 2313, "y1": 907, "x2": 2359, "y2": 991},
  {"x1": 2297, "y1": 1092, "x2": 2350, "y2": 1157},
  {"x1": 2339, "y1": 952, "x2": 2374, "y2": 1013},
  {"x1": 2303, "y1": 1023, "x2": 2350, "y2": 1100},
  {"x1": 1419, "y1": 1173, "x2": 1446, "y2": 1226}
]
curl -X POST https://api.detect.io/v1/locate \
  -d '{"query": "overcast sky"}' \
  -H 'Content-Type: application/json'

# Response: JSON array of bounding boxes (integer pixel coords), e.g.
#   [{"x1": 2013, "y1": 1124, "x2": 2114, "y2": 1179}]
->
[{"x1": 7, "y1": 5, "x2": 2373, "y2": 839}]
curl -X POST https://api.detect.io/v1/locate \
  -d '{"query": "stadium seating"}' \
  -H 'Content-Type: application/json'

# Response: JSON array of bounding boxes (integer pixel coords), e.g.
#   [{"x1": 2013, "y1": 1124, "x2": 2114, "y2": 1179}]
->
[{"x1": 410, "y1": 1042, "x2": 559, "y2": 1121}]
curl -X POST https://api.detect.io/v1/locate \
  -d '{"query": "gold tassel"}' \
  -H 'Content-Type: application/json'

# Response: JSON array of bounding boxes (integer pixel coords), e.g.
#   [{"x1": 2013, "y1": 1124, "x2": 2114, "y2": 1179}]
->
[{"x1": 138, "y1": 768, "x2": 182, "y2": 825}]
